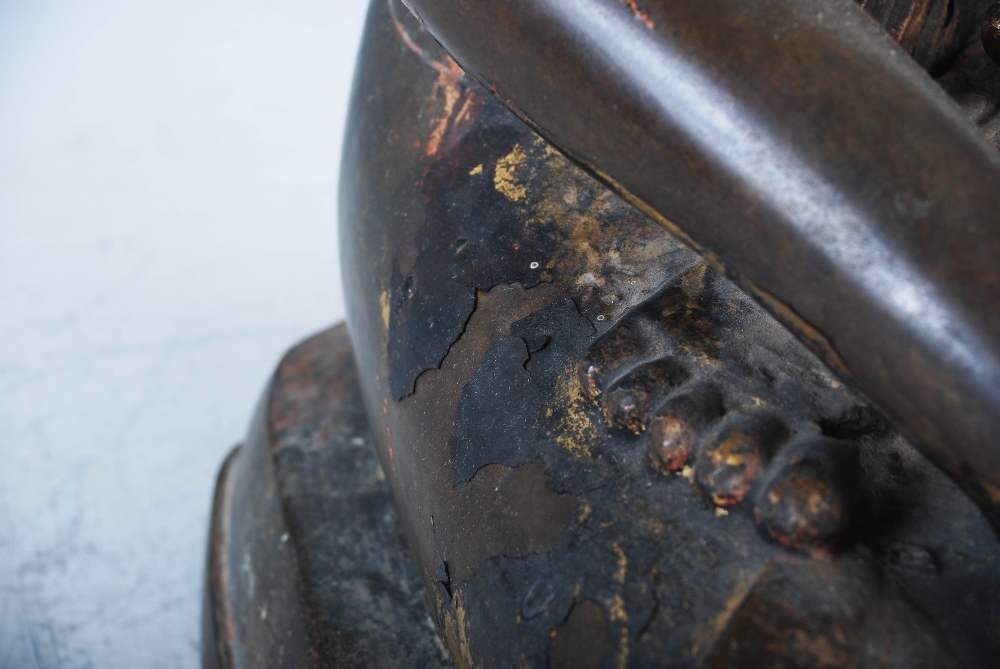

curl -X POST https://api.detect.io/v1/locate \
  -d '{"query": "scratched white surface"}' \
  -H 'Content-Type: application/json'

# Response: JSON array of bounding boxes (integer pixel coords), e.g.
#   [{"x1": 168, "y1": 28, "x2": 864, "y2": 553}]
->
[{"x1": 0, "y1": 1, "x2": 365, "y2": 666}]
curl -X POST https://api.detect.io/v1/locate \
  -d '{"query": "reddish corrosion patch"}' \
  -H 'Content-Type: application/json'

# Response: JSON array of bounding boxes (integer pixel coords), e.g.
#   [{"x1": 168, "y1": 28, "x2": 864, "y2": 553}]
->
[
  {"x1": 387, "y1": 0, "x2": 470, "y2": 168},
  {"x1": 389, "y1": 0, "x2": 466, "y2": 80},
  {"x1": 754, "y1": 471, "x2": 843, "y2": 557},
  {"x1": 648, "y1": 412, "x2": 694, "y2": 471},
  {"x1": 697, "y1": 430, "x2": 767, "y2": 507},
  {"x1": 269, "y1": 333, "x2": 355, "y2": 437},
  {"x1": 620, "y1": 0, "x2": 654, "y2": 29},
  {"x1": 426, "y1": 62, "x2": 473, "y2": 157}
]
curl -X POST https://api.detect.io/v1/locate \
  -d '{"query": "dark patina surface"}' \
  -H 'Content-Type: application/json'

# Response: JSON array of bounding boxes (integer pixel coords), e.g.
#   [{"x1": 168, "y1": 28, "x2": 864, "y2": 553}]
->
[
  {"x1": 398, "y1": 0, "x2": 1000, "y2": 532},
  {"x1": 203, "y1": 325, "x2": 452, "y2": 669},
  {"x1": 336, "y1": 1, "x2": 1000, "y2": 666}
]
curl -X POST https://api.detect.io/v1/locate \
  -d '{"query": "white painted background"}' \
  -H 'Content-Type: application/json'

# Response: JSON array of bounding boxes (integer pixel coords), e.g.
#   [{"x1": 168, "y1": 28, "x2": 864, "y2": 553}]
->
[{"x1": 0, "y1": 1, "x2": 366, "y2": 665}]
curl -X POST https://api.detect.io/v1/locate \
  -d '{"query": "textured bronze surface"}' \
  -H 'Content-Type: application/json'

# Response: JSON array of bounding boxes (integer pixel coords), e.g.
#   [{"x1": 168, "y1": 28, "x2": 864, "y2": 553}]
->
[
  {"x1": 397, "y1": 0, "x2": 1000, "y2": 530},
  {"x1": 203, "y1": 325, "x2": 452, "y2": 669},
  {"x1": 337, "y1": 1, "x2": 1000, "y2": 665}
]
